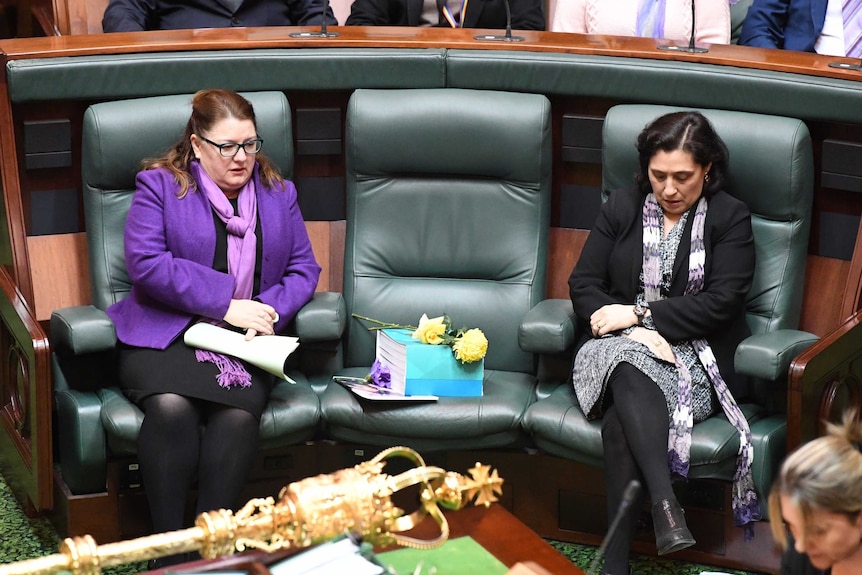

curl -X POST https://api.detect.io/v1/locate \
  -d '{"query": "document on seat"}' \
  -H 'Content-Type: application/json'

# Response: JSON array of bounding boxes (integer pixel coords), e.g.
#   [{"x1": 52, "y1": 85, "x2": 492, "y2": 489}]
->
[
  {"x1": 183, "y1": 323, "x2": 299, "y2": 383},
  {"x1": 332, "y1": 376, "x2": 438, "y2": 402}
]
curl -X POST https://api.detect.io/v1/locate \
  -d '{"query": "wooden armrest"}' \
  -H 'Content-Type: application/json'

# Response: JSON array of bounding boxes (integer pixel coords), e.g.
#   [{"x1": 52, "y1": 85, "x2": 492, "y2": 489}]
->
[
  {"x1": 788, "y1": 309, "x2": 862, "y2": 449},
  {"x1": 0, "y1": 266, "x2": 53, "y2": 510}
]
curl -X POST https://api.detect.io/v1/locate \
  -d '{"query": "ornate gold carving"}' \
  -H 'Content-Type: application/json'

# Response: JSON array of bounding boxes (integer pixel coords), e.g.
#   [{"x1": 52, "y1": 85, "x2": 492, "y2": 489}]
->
[{"x1": 0, "y1": 446, "x2": 503, "y2": 575}]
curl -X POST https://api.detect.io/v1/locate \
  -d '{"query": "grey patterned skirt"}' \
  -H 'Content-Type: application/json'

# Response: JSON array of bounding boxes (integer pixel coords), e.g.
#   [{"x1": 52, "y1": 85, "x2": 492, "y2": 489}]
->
[{"x1": 572, "y1": 334, "x2": 715, "y2": 423}]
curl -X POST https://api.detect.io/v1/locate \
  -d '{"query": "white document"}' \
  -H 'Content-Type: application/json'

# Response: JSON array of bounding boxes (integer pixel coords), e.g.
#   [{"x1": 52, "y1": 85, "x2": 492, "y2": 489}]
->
[{"x1": 183, "y1": 323, "x2": 300, "y2": 383}]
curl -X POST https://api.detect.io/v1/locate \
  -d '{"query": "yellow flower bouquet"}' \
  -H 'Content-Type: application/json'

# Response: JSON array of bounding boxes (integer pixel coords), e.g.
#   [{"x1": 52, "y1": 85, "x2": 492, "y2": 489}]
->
[
  {"x1": 353, "y1": 313, "x2": 488, "y2": 364},
  {"x1": 351, "y1": 313, "x2": 487, "y2": 397}
]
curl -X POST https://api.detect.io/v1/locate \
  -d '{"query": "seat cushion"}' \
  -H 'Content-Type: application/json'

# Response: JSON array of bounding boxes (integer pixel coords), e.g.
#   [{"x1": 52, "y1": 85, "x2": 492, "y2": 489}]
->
[
  {"x1": 99, "y1": 372, "x2": 321, "y2": 456},
  {"x1": 523, "y1": 383, "x2": 766, "y2": 478},
  {"x1": 320, "y1": 367, "x2": 536, "y2": 451}
]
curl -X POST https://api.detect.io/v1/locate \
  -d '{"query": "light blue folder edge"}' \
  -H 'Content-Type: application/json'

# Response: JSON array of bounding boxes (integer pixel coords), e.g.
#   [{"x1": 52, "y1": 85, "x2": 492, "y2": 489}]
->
[{"x1": 383, "y1": 330, "x2": 483, "y2": 397}]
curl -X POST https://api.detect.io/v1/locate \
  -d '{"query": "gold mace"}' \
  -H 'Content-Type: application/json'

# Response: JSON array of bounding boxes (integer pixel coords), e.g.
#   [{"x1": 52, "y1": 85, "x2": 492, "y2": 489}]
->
[{"x1": 0, "y1": 446, "x2": 503, "y2": 575}]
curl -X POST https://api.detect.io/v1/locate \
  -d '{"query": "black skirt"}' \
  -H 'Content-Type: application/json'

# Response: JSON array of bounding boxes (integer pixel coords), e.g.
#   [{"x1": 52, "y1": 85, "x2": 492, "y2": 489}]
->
[{"x1": 118, "y1": 332, "x2": 275, "y2": 420}]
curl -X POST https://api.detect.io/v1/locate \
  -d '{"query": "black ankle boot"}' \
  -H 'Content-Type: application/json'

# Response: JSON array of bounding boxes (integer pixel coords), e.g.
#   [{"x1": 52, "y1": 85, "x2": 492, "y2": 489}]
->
[{"x1": 652, "y1": 498, "x2": 695, "y2": 556}]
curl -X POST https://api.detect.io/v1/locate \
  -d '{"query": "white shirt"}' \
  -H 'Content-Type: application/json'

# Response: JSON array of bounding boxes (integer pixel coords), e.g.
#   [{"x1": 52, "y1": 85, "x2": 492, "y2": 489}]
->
[{"x1": 815, "y1": 0, "x2": 847, "y2": 56}]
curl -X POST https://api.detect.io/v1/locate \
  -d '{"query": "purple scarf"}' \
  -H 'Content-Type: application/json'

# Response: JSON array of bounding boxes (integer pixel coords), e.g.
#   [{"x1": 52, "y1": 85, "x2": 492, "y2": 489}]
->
[
  {"x1": 643, "y1": 193, "x2": 760, "y2": 538},
  {"x1": 190, "y1": 161, "x2": 258, "y2": 389}
]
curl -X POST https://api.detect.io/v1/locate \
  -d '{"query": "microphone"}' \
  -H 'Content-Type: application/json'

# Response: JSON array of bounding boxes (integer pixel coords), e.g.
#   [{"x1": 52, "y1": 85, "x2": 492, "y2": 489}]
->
[
  {"x1": 289, "y1": 0, "x2": 339, "y2": 38},
  {"x1": 657, "y1": 0, "x2": 707, "y2": 53},
  {"x1": 474, "y1": 0, "x2": 524, "y2": 42},
  {"x1": 829, "y1": 55, "x2": 862, "y2": 71},
  {"x1": 586, "y1": 480, "x2": 642, "y2": 575}
]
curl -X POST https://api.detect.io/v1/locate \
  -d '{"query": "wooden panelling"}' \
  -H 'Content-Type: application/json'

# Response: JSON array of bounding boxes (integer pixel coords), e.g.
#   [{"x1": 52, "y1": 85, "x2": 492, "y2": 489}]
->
[
  {"x1": 803, "y1": 255, "x2": 852, "y2": 337},
  {"x1": 547, "y1": 228, "x2": 588, "y2": 300},
  {"x1": 27, "y1": 232, "x2": 88, "y2": 321}
]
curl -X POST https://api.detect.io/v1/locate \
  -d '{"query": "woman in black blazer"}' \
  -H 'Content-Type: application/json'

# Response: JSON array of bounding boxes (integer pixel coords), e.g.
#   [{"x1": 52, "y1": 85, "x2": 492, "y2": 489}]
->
[{"x1": 568, "y1": 111, "x2": 757, "y2": 575}]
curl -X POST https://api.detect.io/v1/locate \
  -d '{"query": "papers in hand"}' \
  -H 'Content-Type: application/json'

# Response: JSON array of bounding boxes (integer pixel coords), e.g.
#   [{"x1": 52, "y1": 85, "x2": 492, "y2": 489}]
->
[
  {"x1": 332, "y1": 376, "x2": 438, "y2": 402},
  {"x1": 183, "y1": 323, "x2": 300, "y2": 383}
]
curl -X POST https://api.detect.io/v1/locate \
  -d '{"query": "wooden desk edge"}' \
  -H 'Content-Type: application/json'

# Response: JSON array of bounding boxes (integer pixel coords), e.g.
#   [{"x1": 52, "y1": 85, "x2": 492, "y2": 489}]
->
[{"x1": 0, "y1": 26, "x2": 860, "y2": 84}]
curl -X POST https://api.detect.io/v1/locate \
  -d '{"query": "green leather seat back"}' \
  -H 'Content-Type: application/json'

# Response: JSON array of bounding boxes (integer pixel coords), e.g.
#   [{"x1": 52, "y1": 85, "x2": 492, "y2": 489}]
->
[
  {"x1": 602, "y1": 105, "x2": 813, "y2": 337},
  {"x1": 320, "y1": 88, "x2": 550, "y2": 450},
  {"x1": 343, "y1": 88, "x2": 552, "y2": 375},
  {"x1": 82, "y1": 91, "x2": 294, "y2": 311}
]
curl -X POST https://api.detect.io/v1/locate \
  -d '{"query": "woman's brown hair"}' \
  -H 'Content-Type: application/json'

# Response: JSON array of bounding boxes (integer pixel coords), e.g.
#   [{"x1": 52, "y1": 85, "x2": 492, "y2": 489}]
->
[{"x1": 143, "y1": 89, "x2": 284, "y2": 198}]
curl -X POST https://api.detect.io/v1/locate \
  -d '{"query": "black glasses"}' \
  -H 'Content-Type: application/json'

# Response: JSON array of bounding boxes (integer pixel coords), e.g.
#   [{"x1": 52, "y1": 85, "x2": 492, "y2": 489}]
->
[{"x1": 198, "y1": 135, "x2": 263, "y2": 158}]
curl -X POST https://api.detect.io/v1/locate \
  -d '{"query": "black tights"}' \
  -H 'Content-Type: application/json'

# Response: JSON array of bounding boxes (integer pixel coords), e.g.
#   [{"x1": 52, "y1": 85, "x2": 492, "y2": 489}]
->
[
  {"x1": 137, "y1": 393, "x2": 260, "y2": 535},
  {"x1": 600, "y1": 363, "x2": 674, "y2": 575}
]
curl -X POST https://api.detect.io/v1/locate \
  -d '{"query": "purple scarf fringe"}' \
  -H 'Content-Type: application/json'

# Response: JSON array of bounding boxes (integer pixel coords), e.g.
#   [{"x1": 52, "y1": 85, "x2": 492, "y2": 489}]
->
[{"x1": 195, "y1": 349, "x2": 252, "y2": 389}]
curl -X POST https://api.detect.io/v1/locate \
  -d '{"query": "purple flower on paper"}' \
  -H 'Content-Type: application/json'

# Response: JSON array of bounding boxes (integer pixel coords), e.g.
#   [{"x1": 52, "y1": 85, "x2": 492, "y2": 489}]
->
[{"x1": 366, "y1": 359, "x2": 391, "y2": 389}]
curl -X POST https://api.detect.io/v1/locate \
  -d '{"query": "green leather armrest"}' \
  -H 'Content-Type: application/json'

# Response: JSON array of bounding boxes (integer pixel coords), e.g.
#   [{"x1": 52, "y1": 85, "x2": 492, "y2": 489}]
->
[
  {"x1": 294, "y1": 291, "x2": 346, "y2": 342},
  {"x1": 749, "y1": 414, "x2": 786, "y2": 519},
  {"x1": 519, "y1": 299, "x2": 578, "y2": 354},
  {"x1": 735, "y1": 329, "x2": 819, "y2": 381},
  {"x1": 51, "y1": 305, "x2": 117, "y2": 356},
  {"x1": 55, "y1": 388, "x2": 108, "y2": 494}
]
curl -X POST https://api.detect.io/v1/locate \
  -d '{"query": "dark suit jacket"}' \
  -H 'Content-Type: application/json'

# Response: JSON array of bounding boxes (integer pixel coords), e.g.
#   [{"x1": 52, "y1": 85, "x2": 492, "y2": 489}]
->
[
  {"x1": 106, "y1": 166, "x2": 321, "y2": 349},
  {"x1": 739, "y1": 0, "x2": 827, "y2": 53},
  {"x1": 568, "y1": 188, "x2": 755, "y2": 399},
  {"x1": 103, "y1": 0, "x2": 337, "y2": 32},
  {"x1": 345, "y1": 0, "x2": 545, "y2": 30}
]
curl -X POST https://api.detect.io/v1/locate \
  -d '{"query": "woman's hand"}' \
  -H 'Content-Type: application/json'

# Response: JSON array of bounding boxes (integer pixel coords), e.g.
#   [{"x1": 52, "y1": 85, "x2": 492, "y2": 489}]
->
[
  {"x1": 589, "y1": 304, "x2": 638, "y2": 337},
  {"x1": 624, "y1": 327, "x2": 675, "y2": 362},
  {"x1": 224, "y1": 299, "x2": 278, "y2": 341}
]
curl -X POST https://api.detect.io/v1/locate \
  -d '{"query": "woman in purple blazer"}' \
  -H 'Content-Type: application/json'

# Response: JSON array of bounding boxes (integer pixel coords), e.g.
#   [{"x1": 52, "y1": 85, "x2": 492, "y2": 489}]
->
[{"x1": 106, "y1": 89, "x2": 320, "y2": 568}]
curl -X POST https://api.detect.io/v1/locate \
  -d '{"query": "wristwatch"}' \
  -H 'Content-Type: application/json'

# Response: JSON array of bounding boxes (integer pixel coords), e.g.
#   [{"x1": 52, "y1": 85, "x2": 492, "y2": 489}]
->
[{"x1": 633, "y1": 301, "x2": 649, "y2": 326}]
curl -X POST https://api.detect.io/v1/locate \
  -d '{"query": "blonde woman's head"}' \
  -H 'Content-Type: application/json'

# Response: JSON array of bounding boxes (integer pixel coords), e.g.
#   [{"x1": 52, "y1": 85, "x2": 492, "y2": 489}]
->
[{"x1": 769, "y1": 412, "x2": 862, "y2": 570}]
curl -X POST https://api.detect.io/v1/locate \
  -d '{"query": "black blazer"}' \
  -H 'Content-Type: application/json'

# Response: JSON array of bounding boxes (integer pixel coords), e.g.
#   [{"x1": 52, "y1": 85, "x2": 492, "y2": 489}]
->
[
  {"x1": 103, "y1": 0, "x2": 337, "y2": 32},
  {"x1": 568, "y1": 188, "x2": 755, "y2": 399},
  {"x1": 345, "y1": 0, "x2": 545, "y2": 30},
  {"x1": 781, "y1": 539, "x2": 829, "y2": 575}
]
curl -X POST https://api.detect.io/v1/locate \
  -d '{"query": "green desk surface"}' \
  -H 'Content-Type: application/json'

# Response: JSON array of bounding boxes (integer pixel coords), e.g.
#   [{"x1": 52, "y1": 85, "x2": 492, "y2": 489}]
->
[{"x1": 377, "y1": 536, "x2": 508, "y2": 575}]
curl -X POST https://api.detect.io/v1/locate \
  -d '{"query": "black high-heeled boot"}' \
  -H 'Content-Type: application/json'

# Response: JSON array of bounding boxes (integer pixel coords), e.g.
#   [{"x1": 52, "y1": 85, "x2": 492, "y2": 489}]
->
[{"x1": 652, "y1": 498, "x2": 695, "y2": 556}]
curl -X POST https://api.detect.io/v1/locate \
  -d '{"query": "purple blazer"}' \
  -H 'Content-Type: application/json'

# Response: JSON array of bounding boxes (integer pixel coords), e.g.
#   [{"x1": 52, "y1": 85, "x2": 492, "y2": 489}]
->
[{"x1": 107, "y1": 166, "x2": 321, "y2": 350}]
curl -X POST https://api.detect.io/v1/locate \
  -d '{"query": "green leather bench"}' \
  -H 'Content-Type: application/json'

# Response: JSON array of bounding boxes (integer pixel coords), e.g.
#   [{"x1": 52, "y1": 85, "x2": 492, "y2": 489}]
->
[{"x1": 318, "y1": 87, "x2": 552, "y2": 452}]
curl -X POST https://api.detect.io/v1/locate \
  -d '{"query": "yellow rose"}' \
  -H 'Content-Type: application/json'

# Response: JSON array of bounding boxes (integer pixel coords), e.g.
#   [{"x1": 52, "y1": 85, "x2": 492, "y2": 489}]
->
[
  {"x1": 452, "y1": 329, "x2": 488, "y2": 363},
  {"x1": 412, "y1": 313, "x2": 447, "y2": 345}
]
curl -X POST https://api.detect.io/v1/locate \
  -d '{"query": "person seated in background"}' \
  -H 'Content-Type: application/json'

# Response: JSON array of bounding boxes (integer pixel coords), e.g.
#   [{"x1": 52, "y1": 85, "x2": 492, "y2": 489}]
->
[
  {"x1": 568, "y1": 111, "x2": 758, "y2": 574},
  {"x1": 103, "y1": 0, "x2": 337, "y2": 33},
  {"x1": 550, "y1": 0, "x2": 730, "y2": 44},
  {"x1": 769, "y1": 411, "x2": 862, "y2": 575},
  {"x1": 345, "y1": 0, "x2": 545, "y2": 31},
  {"x1": 739, "y1": 0, "x2": 861, "y2": 57},
  {"x1": 106, "y1": 89, "x2": 320, "y2": 568}
]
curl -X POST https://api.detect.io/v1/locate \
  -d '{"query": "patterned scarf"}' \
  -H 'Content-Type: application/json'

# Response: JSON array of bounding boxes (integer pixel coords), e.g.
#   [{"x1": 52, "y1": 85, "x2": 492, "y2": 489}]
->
[
  {"x1": 636, "y1": 0, "x2": 666, "y2": 38},
  {"x1": 642, "y1": 193, "x2": 760, "y2": 538},
  {"x1": 190, "y1": 161, "x2": 258, "y2": 389}
]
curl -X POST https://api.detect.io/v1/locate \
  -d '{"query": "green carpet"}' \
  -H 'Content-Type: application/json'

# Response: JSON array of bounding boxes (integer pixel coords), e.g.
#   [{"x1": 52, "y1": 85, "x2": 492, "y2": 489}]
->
[{"x1": 0, "y1": 470, "x2": 762, "y2": 575}]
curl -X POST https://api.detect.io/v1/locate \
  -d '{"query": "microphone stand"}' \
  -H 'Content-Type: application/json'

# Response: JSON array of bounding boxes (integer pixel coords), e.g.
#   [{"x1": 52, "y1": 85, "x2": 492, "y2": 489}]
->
[
  {"x1": 585, "y1": 480, "x2": 642, "y2": 575},
  {"x1": 657, "y1": 0, "x2": 707, "y2": 53},
  {"x1": 475, "y1": 0, "x2": 524, "y2": 42},
  {"x1": 290, "y1": 0, "x2": 339, "y2": 37}
]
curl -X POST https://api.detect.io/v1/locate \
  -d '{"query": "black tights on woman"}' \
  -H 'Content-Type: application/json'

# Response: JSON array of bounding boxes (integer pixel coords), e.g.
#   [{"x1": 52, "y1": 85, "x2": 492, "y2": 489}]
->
[
  {"x1": 600, "y1": 362, "x2": 676, "y2": 575},
  {"x1": 137, "y1": 393, "x2": 260, "y2": 536}
]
